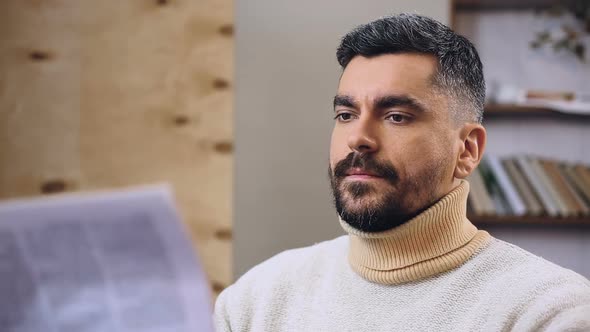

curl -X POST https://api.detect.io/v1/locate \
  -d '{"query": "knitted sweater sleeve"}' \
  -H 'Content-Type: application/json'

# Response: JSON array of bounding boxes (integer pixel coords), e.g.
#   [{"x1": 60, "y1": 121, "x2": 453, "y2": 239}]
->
[
  {"x1": 214, "y1": 285, "x2": 235, "y2": 332},
  {"x1": 510, "y1": 273, "x2": 590, "y2": 332},
  {"x1": 540, "y1": 304, "x2": 590, "y2": 332}
]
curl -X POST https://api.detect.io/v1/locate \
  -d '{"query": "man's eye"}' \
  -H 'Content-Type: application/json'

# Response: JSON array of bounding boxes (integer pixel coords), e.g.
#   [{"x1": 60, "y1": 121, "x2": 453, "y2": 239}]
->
[
  {"x1": 386, "y1": 113, "x2": 408, "y2": 123},
  {"x1": 334, "y1": 113, "x2": 354, "y2": 122}
]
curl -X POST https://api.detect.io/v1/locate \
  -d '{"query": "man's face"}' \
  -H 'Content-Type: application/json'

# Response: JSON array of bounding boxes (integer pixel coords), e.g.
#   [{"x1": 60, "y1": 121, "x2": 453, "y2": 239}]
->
[{"x1": 329, "y1": 53, "x2": 460, "y2": 232}]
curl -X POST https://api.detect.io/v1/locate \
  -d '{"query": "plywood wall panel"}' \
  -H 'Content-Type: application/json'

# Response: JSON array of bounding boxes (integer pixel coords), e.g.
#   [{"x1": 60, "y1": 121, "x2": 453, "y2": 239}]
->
[
  {"x1": 0, "y1": 0, "x2": 233, "y2": 296},
  {"x1": 0, "y1": 1, "x2": 82, "y2": 198}
]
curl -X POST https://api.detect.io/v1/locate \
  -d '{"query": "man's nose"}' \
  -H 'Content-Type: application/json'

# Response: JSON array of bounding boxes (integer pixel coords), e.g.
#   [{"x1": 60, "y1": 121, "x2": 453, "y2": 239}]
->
[{"x1": 347, "y1": 118, "x2": 378, "y2": 154}]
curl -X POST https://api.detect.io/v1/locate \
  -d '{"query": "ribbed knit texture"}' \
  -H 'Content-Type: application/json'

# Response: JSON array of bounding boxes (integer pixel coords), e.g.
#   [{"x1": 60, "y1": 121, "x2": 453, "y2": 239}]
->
[{"x1": 341, "y1": 180, "x2": 491, "y2": 284}]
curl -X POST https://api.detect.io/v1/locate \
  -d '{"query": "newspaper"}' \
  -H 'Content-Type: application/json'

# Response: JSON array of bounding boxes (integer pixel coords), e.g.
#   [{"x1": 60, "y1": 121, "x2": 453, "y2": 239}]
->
[{"x1": 0, "y1": 184, "x2": 214, "y2": 332}]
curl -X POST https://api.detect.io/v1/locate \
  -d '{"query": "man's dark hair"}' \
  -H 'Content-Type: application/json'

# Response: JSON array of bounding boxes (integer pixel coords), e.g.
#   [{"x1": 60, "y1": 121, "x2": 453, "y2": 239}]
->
[{"x1": 336, "y1": 13, "x2": 485, "y2": 123}]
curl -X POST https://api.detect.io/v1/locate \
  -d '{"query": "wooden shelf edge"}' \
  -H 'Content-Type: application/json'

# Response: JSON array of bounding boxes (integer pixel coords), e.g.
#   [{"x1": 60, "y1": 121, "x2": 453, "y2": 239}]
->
[
  {"x1": 453, "y1": 0, "x2": 555, "y2": 11},
  {"x1": 483, "y1": 104, "x2": 590, "y2": 121},
  {"x1": 469, "y1": 215, "x2": 590, "y2": 227}
]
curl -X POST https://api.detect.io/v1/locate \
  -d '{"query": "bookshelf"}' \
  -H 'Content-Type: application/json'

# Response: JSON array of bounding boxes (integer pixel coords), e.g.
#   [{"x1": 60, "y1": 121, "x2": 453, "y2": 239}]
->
[
  {"x1": 467, "y1": 155, "x2": 590, "y2": 227},
  {"x1": 484, "y1": 104, "x2": 590, "y2": 121},
  {"x1": 452, "y1": 1, "x2": 590, "y2": 227}
]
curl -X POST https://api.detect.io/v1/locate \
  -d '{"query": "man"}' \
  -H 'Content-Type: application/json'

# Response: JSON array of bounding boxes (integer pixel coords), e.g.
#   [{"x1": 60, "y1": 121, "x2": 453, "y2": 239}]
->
[{"x1": 215, "y1": 13, "x2": 590, "y2": 331}]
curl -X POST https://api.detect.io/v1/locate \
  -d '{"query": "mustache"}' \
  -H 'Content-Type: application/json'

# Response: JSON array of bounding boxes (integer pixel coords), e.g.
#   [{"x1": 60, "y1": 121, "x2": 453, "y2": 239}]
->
[{"x1": 332, "y1": 152, "x2": 399, "y2": 185}]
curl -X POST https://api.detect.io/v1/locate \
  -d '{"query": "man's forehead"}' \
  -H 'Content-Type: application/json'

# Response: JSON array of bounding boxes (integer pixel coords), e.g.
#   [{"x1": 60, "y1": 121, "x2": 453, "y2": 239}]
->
[{"x1": 338, "y1": 53, "x2": 438, "y2": 91}]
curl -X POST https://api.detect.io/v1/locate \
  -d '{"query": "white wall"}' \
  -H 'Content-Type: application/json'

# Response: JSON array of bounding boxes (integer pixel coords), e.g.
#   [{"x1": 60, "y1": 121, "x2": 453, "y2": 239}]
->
[{"x1": 235, "y1": 1, "x2": 451, "y2": 278}]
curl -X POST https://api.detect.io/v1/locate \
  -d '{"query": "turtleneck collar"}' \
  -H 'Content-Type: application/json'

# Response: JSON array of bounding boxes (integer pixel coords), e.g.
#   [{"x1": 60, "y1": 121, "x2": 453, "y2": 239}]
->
[{"x1": 340, "y1": 180, "x2": 491, "y2": 285}]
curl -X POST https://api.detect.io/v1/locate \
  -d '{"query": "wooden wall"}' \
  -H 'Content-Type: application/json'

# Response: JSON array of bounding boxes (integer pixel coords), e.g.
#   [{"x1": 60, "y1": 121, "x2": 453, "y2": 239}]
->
[{"x1": 0, "y1": 0, "x2": 233, "y2": 297}]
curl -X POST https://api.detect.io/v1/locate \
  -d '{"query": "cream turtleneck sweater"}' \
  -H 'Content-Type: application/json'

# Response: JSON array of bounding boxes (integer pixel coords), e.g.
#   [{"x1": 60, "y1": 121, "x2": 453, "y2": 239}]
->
[
  {"x1": 341, "y1": 180, "x2": 490, "y2": 284},
  {"x1": 215, "y1": 181, "x2": 590, "y2": 331}
]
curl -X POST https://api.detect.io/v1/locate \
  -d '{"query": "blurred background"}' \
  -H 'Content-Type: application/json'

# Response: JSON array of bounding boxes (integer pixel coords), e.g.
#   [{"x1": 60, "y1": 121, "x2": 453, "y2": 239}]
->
[{"x1": 1, "y1": 0, "x2": 589, "y2": 301}]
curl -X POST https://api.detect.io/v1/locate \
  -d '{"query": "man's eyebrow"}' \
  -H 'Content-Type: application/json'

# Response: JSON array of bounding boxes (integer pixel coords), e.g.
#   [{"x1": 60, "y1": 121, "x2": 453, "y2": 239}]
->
[
  {"x1": 333, "y1": 95, "x2": 356, "y2": 110},
  {"x1": 375, "y1": 95, "x2": 428, "y2": 113},
  {"x1": 333, "y1": 94, "x2": 428, "y2": 113}
]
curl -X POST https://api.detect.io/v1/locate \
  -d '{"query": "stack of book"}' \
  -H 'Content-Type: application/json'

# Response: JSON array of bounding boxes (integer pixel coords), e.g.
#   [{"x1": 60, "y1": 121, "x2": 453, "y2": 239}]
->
[{"x1": 467, "y1": 156, "x2": 590, "y2": 221}]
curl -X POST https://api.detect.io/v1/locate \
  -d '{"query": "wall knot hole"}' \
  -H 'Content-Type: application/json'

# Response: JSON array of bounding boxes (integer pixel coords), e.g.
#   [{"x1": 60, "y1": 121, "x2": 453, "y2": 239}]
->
[
  {"x1": 29, "y1": 51, "x2": 52, "y2": 61},
  {"x1": 40, "y1": 179, "x2": 66, "y2": 194},
  {"x1": 218, "y1": 24, "x2": 234, "y2": 37}
]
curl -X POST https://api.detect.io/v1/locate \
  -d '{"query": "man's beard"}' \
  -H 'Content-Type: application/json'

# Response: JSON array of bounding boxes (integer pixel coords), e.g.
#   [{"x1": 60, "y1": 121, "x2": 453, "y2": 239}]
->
[{"x1": 329, "y1": 152, "x2": 444, "y2": 233}]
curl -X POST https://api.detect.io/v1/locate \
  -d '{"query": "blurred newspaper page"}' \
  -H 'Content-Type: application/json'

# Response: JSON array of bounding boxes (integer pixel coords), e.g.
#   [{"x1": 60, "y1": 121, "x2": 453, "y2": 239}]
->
[{"x1": 0, "y1": 184, "x2": 214, "y2": 332}]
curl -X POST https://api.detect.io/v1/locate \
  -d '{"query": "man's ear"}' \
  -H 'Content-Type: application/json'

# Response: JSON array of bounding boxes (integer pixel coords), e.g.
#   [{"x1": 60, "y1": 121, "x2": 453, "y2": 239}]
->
[{"x1": 454, "y1": 123, "x2": 486, "y2": 179}]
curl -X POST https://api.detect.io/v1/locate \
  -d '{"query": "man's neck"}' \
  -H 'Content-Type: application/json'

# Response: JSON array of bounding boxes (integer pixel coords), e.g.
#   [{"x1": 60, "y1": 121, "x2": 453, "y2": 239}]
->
[{"x1": 339, "y1": 180, "x2": 491, "y2": 284}]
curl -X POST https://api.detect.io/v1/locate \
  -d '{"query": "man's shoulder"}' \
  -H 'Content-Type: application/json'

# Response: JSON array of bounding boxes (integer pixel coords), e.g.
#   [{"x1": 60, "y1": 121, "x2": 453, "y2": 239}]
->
[
  {"x1": 214, "y1": 235, "x2": 348, "y2": 329},
  {"x1": 470, "y1": 237, "x2": 590, "y2": 330},
  {"x1": 237, "y1": 235, "x2": 348, "y2": 284},
  {"x1": 463, "y1": 236, "x2": 590, "y2": 314},
  {"x1": 219, "y1": 235, "x2": 348, "y2": 299},
  {"x1": 479, "y1": 237, "x2": 589, "y2": 286},
  {"x1": 474, "y1": 237, "x2": 590, "y2": 287}
]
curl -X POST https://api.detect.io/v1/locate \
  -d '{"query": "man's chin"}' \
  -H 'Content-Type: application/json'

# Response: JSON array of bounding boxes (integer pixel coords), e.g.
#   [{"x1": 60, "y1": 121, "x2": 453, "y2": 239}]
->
[
  {"x1": 340, "y1": 212, "x2": 396, "y2": 233},
  {"x1": 336, "y1": 195, "x2": 411, "y2": 231},
  {"x1": 338, "y1": 200, "x2": 383, "y2": 219},
  {"x1": 339, "y1": 196, "x2": 379, "y2": 210},
  {"x1": 339, "y1": 208, "x2": 410, "y2": 233}
]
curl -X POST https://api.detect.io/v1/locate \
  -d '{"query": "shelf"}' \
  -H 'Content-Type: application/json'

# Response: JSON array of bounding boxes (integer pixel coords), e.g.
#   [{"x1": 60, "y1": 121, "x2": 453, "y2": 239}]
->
[
  {"x1": 469, "y1": 215, "x2": 590, "y2": 227},
  {"x1": 483, "y1": 104, "x2": 590, "y2": 121},
  {"x1": 454, "y1": 0, "x2": 555, "y2": 11}
]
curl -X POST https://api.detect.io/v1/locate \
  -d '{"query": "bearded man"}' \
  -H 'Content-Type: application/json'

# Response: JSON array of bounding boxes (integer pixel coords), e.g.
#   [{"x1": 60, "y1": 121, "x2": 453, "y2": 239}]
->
[{"x1": 215, "y1": 13, "x2": 590, "y2": 331}]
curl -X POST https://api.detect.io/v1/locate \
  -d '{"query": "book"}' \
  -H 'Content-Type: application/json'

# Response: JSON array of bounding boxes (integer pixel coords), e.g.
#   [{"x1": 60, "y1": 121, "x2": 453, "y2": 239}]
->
[
  {"x1": 502, "y1": 158, "x2": 544, "y2": 216},
  {"x1": 479, "y1": 158, "x2": 512, "y2": 215},
  {"x1": 0, "y1": 185, "x2": 215, "y2": 332},
  {"x1": 487, "y1": 155, "x2": 527, "y2": 216},
  {"x1": 574, "y1": 165, "x2": 590, "y2": 190},
  {"x1": 515, "y1": 156, "x2": 560, "y2": 216},
  {"x1": 467, "y1": 168, "x2": 495, "y2": 216},
  {"x1": 556, "y1": 163, "x2": 590, "y2": 216},
  {"x1": 467, "y1": 172, "x2": 486, "y2": 216},
  {"x1": 541, "y1": 159, "x2": 583, "y2": 216},
  {"x1": 563, "y1": 164, "x2": 590, "y2": 206},
  {"x1": 531, "y1": 157, "x2": 572, "y2": 216}
]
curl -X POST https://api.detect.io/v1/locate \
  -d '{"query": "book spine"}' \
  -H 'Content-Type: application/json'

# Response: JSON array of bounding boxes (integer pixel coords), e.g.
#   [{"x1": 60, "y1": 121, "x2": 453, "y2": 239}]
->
[
  {"x1": 503, "y1": 158, "x2": 544, "y2": 216},
  {"x1": 487, "y1": 155, "x2": 526, "y2": 216},
  {"x1": 515, "y1": 156, "x2": 559, "y2": 216},
  {"x1": 541, "y1": 159, "x2": 580, "y2": 216},
  {"x1": 547, "y1": 161, "x2": 586, "y2": 216},
  {"x1": 571, "y1": 165, "x2": 590, "y2": 205},
  {"x1": 575, "y1": 165, "x2": 590, "y2": 190},
  {"x1": 557, "y1": 163, "x2": 590, "y2": 216},
  {"x1": 531, "y1": 158, "x2": 569, "y2": 217},
  {"x1": 480, "y1": 158, "x2": 511, "y2": 215},
  {"x1": 467, "y1": 171, "x2": 485, "y2": 216},
  {"x1": 467, "y1": 168, "x2": 495, "y2": 215}
]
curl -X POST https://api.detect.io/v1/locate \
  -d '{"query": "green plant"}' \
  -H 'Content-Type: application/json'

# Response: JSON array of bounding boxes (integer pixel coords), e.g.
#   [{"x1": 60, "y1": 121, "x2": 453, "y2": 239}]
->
[{"x1": 530, "y1": 0, "x2": 590, "y2": 61}]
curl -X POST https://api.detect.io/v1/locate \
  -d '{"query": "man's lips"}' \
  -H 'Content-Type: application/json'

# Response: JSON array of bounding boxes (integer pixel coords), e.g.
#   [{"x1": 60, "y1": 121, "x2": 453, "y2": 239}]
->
[{"x1": 345, "y1": 168, "x2": 382, "y2": 178}]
